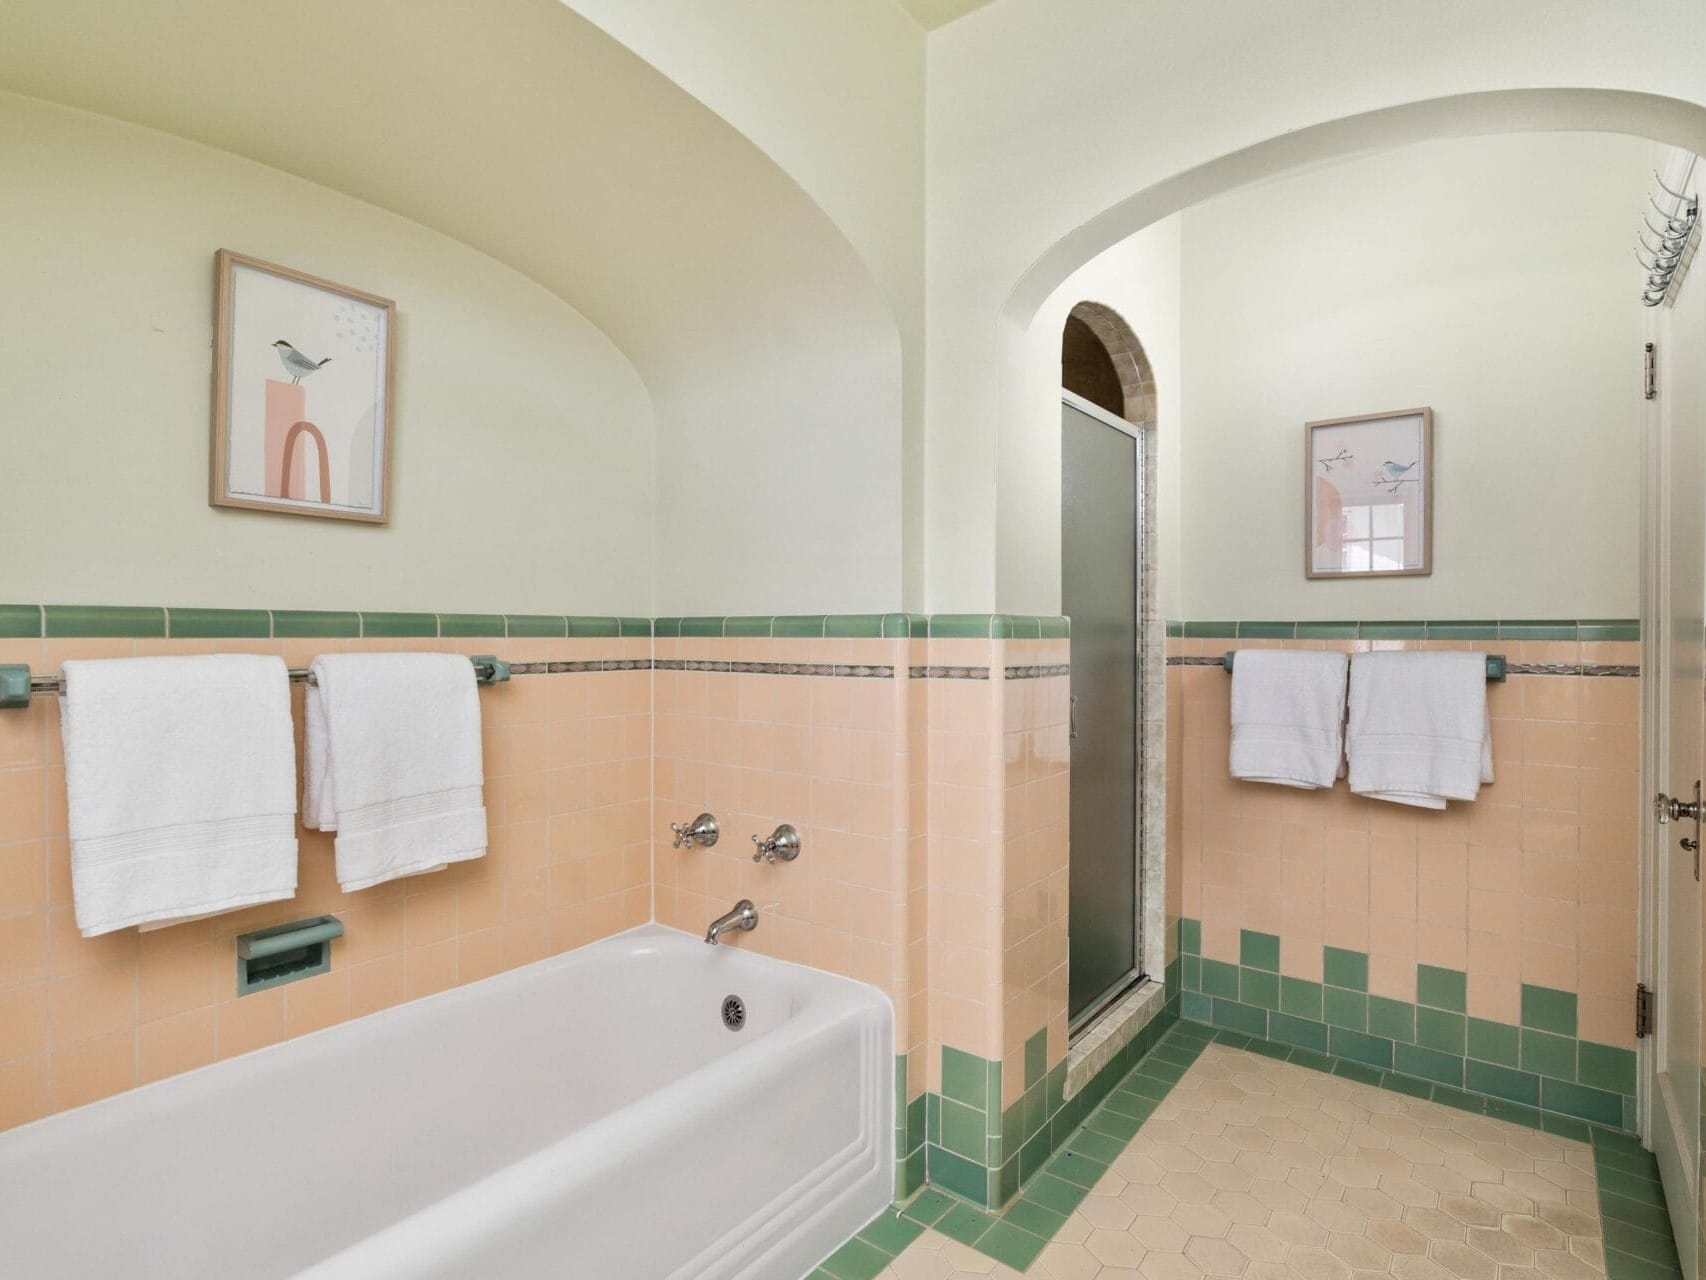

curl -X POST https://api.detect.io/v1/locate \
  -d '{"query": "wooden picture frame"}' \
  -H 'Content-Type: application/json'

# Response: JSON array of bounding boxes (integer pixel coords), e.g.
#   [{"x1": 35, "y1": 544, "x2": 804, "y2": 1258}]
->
[
  {"x1": 210, "y1": 249, "x2": 396, "y2": 523},
  {"x1": 1304, "y1": 407, "x2": 1433, "y2": 580}
]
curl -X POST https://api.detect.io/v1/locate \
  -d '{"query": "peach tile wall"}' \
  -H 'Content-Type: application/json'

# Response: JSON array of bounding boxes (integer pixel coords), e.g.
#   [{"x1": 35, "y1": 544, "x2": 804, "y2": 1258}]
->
[
  {"x1": 0, "y1": 634, "x2": 651, "y2": 1131},
  {"x1": 906, "y1": 638, "x2": 931, "y2": 1105},
  {"x1": 0, "y1": 626, "x2": 1071, "y2": 1132},
  {"x1": 1170, "y1": 636, "x2": 1640, "y2": 1049},
  {"x1": 999, "y1": 639, "x2": 1070, "y2": 1107},
  {"x1": 650, "y1": 636, "x2": 919, "y2": 1080},
  {"x1": 1165, "y1": 656, "x2": 1185, "y2": 969},
  {"x1": 922, "y1": 639, "x2": 1005, "y2": 1092}
]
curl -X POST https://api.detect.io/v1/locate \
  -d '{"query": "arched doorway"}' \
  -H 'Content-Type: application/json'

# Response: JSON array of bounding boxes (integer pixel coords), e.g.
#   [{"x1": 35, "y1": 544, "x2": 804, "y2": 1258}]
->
[{"x1": 1060, "y1": 301, "x2": 1161, "y2": 1038}]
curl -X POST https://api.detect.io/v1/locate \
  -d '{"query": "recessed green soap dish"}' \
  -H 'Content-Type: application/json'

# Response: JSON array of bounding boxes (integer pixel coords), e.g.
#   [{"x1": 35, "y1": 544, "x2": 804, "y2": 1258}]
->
[{"x1": 236, "y1": 915, "x2": 344, "y2": 996}]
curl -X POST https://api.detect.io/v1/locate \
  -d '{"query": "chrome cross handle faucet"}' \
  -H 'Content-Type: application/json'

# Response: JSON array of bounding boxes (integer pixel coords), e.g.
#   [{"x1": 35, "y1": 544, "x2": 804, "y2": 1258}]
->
[
  {"x1": 671, "y1": 813, "x2": 719, "y2": 849},
  {"x1": 751, "y1": 824, "x2": 801, "y2": 864},
  {"x1": 705, "y1": 899, "x2": 757, "y2": 945}
]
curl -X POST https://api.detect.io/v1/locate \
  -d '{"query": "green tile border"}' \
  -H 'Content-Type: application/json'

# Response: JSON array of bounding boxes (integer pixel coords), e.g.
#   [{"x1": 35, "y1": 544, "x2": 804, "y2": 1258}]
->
[
  {"x1": 504, "y1": 614, "x2": 568, "y2": 638},
  {"x1": 1591, "y1": 1132, "x2": 1683, "y2": 1280},
  {"x1": 438, "y1": 613, "x2": 507, "y2": 637},
  {"x1": 567, "y1": 616, "x2": 623, "y2": 638},
  {"x1": 818, "y1": 1020, "x2": 1211, "y2": 1277},
  {"x1": 1176, "y1": 920, "x2": 1637, "y2": 1132},
  {"x1": 43, "y1": 604, "x2": 166, "y2": 638},
  {"x1": 271, "y1": 610, "x2": 360, "y2": 638},
  {"x1": 1163, "y1": 619, "x2": 1640, "y2": 642},
  {"x1": 0, "y1": 604, "x2": 41, "y2": 639},
  {"x1": 359, "y1": 611, "x2": 438, "y2": 637},
  {"x1": 0, "y1": 607, "x2": 1645, "y2": 648},
  {"x1": 0, "y1": 606, "x2": 1071, "y2": 646},
  {"x1": 168, "y1": 607, "x2": 271, "y2": 638}
]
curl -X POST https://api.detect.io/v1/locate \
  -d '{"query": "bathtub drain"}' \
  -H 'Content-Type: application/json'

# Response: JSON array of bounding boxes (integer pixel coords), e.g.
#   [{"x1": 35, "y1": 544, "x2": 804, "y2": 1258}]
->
[{"x1": 721, "y1": 995, "x2": 746, "y2": 1031}]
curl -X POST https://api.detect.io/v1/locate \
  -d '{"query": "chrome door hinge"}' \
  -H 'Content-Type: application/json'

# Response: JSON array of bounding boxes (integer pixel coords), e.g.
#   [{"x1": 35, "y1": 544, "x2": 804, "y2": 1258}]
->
[
  {"x1": 1645, "y1": 342, "x2": 1657, "y2": 400},
  {"x1": 1636, "y1": 982, "x2": 1654, "y2": 1039}
]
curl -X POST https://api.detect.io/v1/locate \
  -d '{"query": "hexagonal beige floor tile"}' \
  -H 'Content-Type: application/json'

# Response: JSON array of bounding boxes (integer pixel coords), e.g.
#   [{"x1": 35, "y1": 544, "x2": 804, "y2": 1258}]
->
[{"x1": 884, "y1": 1042, "x2": 1619, "y2": 1280}]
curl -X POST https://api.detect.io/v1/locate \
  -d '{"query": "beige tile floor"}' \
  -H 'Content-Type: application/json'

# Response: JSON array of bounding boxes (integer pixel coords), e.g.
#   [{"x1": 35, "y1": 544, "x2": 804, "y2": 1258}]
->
[{"x1": 882, "y1": 1043, "x2": 1608, "y2": 1280}]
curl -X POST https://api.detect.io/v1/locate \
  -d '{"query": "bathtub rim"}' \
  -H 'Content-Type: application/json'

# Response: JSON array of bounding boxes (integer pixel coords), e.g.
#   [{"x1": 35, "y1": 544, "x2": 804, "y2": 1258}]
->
[{"x1": 0, "y1": 919, "x2": 896, "y2": 1144}]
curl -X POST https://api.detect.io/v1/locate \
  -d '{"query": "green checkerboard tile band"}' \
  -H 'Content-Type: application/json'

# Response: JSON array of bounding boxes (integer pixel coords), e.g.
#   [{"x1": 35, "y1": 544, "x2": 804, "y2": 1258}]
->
[
  {"x1": 1177, "y1": 920, "x2": 1637, "y2": 1131},
  {"x1": 1168, "y1": 619, "x2": 1639, "y2": 641},
  {"x1": 816, "y1": 1019, "x2": 1674, "y2": 1280}
]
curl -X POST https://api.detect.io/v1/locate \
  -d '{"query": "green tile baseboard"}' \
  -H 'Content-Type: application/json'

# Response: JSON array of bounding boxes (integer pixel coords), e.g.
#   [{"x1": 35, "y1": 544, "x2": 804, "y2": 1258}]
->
[
  {"x1": 918, "y1": 1004, "x2": 1178, "y2": 1212},
  {"x1": 1166, "y1": 618, "x2": 1639, "y2": 642},
  {"x1": 810, "y1": 1021, "x2": 1212, "y2": 1278},
  {"x1": 1179, "y1": 920, "x2": 1638, "y2": 1131}
]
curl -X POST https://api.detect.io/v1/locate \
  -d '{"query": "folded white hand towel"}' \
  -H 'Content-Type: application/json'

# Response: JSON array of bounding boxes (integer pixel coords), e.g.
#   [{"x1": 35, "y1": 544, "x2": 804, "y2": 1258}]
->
[
  {"x1": 1347, "y1": 650, "x2": 1493, "y2": 809},
  {"x1": 1228, "y1": 649, "x2": 1350, "y2": 789},
  {"x1": 303, "y1": 653, "x2": 487, "y2": 891},
  {"x1": 59, "y1": 655, "x2": 297, "y2": 937}
]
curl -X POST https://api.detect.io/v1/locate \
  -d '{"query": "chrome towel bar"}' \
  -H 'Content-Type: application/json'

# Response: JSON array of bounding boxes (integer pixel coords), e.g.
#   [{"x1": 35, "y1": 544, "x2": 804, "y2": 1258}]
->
[
  {"x1": 0, "y1": 654, "x2": 510, "y2": 709},
  {"x1": 1221, "y1": 651, "x2": 1506, "y2": 682}
]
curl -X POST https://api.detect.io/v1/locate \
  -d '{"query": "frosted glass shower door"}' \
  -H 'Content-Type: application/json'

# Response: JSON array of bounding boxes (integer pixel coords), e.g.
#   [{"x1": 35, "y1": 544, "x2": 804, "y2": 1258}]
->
[{"x1": 1061, "y1": 392, "x2": 1144, "y2": 1030}]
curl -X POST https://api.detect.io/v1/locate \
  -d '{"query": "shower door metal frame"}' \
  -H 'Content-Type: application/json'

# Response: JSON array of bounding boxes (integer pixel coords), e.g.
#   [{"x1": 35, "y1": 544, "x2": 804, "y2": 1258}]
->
[{"x1": 1061, "y1": 389, "x2": 1148, "y2": 1039}]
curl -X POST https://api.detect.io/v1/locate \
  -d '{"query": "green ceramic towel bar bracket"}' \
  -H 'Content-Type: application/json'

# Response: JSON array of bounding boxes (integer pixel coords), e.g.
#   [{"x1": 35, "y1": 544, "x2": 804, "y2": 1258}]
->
[
  {"x1": 0, "y1": 655, "x2": 511, "y2": 710},
  {"x1": 1221, "y1": 651, "x2": 1507, "y2": 681}
]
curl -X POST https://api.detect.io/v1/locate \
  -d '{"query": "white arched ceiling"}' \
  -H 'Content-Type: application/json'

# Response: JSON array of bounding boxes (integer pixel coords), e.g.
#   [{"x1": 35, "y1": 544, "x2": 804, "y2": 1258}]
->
[
  {"x1": 0, "y1": 0, "x2": 903, "y2": 615},
  {"x1": 924, "y1": 0, "x2": 1706, "y2": 613},
  {"x1": 560, "y1": 0, "x2": 928, "y2": 605}
]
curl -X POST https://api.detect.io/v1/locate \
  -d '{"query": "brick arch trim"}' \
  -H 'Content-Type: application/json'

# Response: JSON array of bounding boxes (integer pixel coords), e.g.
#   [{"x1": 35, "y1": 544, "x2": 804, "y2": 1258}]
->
[{"x1": 1066, "y1": 300, "x2": 1156, "y2": 429}]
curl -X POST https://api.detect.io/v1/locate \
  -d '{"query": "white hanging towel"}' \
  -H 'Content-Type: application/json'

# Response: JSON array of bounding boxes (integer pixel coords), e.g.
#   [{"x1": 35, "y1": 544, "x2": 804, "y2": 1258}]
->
[
  {"x1": 1228, "y1": 649, "x2": 1350, "y2": 789},
  {"x1": 1347, "y1": 650, "x2": 1493, "y2": 809},
  {"x1": 59, "y1": 655, "x2": 298, "y2": 937},
  {"x1": 303, "y1": 653, "x2": 487, "y2": 891}
]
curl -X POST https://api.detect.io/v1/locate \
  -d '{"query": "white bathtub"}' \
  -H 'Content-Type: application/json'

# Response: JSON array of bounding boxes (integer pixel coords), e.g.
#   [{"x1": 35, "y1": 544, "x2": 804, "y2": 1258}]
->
[{"x1": 0, "y1": 923, "x2": 893, "y2": 1279}]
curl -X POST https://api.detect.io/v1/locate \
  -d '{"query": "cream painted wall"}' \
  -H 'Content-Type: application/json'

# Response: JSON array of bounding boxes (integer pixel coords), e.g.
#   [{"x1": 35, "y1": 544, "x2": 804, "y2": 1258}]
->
[
  {"x1": 926, "y1": 0, "x2": 1706, "y2": 613},
  {"x1": 563, "y1": 0, "x2": 927, "y2": 609},
  {"x1": 1014, "y1": 218, "x2": 1183, "y2": 621},
  {"x1": 0, "y1": 0, "x2": 908, "y2": 619},
  {"x1": 0, "y1": 93, "x2": 654, "y2": 614},
  {"x1": 1176, "y1": 133, "x2": 1649, "y2": 620}
]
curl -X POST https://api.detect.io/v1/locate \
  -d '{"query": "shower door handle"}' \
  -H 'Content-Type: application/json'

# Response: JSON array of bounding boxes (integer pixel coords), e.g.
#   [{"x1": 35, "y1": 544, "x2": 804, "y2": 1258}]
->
[
  {"x1": 1657, "y1": 782, "x2": 1703, "y2": 881},
  {"x1": 1069, "y1": 695, "x2": 1078, "y2": 741}
]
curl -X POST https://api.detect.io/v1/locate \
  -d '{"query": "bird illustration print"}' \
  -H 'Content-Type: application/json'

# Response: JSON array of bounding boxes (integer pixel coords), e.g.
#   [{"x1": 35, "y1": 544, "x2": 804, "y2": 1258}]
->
[
  {"x1": 272, "y1": 339, "x2": 333, "y2": 384},
  {"x1": 1372, "y1": 459, "x2": 1419, "y2": 493}
]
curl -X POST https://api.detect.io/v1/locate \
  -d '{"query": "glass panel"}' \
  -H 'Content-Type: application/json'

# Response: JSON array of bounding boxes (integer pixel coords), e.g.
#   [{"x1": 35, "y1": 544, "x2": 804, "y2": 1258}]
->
[
  {"x1": 1062, "y1": 401, "x2": 1141, "y2": 1024},
  {"x1": 1371, "y1": 503, "x2": 1405, "y2": 537},
  {"x1": 1372, "y1": 538, "x2": 1405, "y2": 571}
]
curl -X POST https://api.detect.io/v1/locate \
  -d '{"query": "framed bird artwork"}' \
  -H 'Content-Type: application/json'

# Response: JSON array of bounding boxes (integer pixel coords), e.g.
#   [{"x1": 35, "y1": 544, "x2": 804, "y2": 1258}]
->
[
  {"x1": 1304, "y1": 407, "x2": 1432, "y2": 579},
  {"x1": 210, "y1": 249, "x2": 395, "y2": 523}
]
